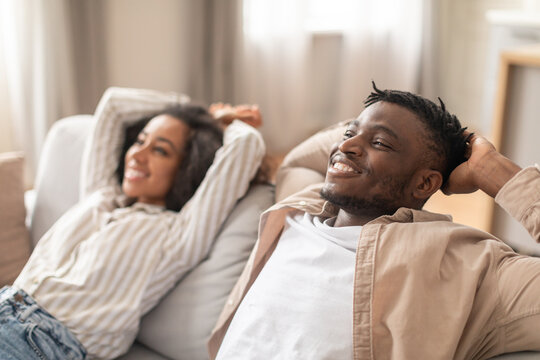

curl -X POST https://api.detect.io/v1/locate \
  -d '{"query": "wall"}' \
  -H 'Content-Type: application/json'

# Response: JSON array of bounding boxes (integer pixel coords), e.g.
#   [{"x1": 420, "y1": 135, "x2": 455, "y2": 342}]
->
[{"x1": 101, "y1": 0, "x2": 206, "y2": 101}]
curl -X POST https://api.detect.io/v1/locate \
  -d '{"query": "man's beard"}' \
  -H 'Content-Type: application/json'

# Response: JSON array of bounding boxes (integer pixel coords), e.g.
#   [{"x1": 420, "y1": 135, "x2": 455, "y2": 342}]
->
[{"x1": 320, "y1": 175, "x2": 409, "y2": 218}]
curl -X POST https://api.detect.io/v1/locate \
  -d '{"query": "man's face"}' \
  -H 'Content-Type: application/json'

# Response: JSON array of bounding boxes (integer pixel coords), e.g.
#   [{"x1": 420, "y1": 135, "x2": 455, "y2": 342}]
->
[{"x1": 321, "y1": 101, "x2": 430, "y2": 219}]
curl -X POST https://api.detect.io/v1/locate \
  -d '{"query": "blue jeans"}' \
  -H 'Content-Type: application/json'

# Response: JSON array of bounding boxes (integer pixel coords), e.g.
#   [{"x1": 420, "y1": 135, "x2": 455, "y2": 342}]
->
[{"x1": 0, "y1": 286, "x2": 87, "y2": 360}]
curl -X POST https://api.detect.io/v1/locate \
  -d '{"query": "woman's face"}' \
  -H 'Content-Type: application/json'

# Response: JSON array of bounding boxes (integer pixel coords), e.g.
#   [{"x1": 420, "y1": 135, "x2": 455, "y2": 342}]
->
[{"x1": 122, "y1": 114, "x2": 190, "y2": 206}]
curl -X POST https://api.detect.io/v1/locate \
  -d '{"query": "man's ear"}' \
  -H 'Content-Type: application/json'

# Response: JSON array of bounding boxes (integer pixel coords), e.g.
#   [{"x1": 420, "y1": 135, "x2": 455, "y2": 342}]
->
[{"x1": 412, "y1": 169, "x2": 443, "y2": 201}]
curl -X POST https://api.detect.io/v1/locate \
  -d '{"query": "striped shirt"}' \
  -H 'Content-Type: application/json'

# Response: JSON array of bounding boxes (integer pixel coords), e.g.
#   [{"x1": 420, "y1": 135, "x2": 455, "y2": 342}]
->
[{"x1": 14, "y1": 88, "x2": 265, "y2": 359}]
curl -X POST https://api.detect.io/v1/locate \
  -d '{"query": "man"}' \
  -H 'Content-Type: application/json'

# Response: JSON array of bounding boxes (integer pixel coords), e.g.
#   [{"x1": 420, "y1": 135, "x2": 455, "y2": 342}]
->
[{"x1": 208, "y1": 84, "x2": 540, "y2": 359}]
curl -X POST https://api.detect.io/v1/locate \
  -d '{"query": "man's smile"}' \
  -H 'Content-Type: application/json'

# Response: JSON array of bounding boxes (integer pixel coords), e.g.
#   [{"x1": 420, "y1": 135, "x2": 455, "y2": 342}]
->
[{"x1": 328, "y1": 154, "x2": 362, "y2": 175}]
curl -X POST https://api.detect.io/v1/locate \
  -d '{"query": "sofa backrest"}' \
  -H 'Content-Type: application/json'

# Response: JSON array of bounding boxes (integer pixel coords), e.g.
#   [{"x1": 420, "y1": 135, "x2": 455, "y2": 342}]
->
[{"x1": 29, "y1": 115, "x2": 93, "y2": 246}]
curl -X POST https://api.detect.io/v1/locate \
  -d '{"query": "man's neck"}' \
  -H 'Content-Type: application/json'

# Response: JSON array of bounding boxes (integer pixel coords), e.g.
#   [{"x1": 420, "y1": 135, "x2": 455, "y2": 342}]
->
[{"x1": 333, "y1": 209, "x2": 378, "y2": 227}]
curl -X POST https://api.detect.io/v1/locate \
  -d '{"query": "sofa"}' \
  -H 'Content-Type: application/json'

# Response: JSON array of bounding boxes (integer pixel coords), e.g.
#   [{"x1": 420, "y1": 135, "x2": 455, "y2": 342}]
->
[{"x1": 1, "y1": 106, "x2": 537, "y2": 359}]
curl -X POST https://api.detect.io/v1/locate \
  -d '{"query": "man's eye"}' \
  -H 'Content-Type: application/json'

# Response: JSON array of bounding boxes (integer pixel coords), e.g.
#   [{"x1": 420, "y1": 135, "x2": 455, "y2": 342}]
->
[
  {"x1": 373, "y1": 140, "x2": 390, "y2": 149},
  {"x1": 343, "y1": 130, "x2": 354, "y2": 139},
  {"x1": 134, "y1": 138, "x2": 144, "y2": 145}
]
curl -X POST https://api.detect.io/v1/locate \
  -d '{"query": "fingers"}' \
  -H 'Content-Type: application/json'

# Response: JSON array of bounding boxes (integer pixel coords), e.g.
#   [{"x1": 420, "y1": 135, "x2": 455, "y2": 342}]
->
[
  {"x1": 209, "y1": 103, "x2": 263, "y2": 128},
  {"x1": 441, "y1": 133, "x2": 496, "y2": 196},
  {"x1": 234, "y1": 107, "x2": 263, "y2": 128}
]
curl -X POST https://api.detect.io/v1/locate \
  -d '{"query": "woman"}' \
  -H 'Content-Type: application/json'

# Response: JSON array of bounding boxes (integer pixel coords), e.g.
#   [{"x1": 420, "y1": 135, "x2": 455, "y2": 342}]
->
[{"x1": 0, "y1": 88, "x2": 265, "y2": 359}]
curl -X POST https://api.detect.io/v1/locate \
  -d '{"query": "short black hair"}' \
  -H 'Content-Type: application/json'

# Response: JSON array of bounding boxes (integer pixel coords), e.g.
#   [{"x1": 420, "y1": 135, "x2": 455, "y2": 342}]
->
[
  {"x1": 116, "y1": 104, "x2": 223, "y2": 211},
  {"x1": 364, "y1": 82, "x2": 470, "y2": 184}
]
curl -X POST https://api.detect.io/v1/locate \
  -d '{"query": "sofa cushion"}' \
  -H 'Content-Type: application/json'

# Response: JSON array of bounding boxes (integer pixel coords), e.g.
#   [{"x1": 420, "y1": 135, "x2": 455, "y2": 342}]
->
[
  {"x1": 28, "y1": 115, "x2": 94, "y2": 246},
  {"x1": 0, "y1": 152, "x2": 31, "y2": 286},
  {"x1": 136, "y1": 183, "x2": 274, "y2": 360},
  {"x1": 116, "y1": 342, "x2": 169, "y2": 360}
]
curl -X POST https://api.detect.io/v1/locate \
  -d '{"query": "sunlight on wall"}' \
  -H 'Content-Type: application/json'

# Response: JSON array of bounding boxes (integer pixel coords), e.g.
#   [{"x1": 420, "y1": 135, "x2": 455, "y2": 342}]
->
[
  {"x1": 243, "y1": 0, "x2": 400, "y2": 36},
  {"x1": 368, "y1": 0, "x2": 400, "y2": 34},
  {"x1": 243, "y1": 0, "x2": 302, "y2": 39},
  {"x1": 304, "y1": 0, "x2": 360, "y2": 33}
]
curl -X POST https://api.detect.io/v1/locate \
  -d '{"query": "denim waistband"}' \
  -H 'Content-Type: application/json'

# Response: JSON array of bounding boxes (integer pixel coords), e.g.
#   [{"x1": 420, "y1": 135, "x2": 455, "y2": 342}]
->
[
  {"x1": 0, "y1": 286, "x2": 87, "y2": 359},
  {"x1": 1, "y1": 286, "x2": 34, "y2": 303},
  {"x1": 0, "y1": 286, "x2": 45, "y2": 321}
]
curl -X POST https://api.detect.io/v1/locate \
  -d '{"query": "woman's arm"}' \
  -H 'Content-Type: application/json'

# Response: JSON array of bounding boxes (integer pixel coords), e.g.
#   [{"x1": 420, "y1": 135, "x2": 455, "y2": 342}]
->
[
  {"x1": 79, "y1": 87, "x2": 187, "y2": 199},
  {"x1": 157, "y1": 120, "x2": 265, "y2": 282}
]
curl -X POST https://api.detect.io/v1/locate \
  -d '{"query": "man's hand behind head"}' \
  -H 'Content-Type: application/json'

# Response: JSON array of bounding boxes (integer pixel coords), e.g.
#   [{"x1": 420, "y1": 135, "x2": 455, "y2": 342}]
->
[{"x1": 442, "y1": 133, "x2": 521, "y2": 198}]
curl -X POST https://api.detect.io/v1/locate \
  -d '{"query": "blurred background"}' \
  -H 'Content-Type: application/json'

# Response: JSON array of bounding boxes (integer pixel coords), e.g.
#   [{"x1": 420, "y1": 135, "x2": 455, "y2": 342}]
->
[{"x1": 1, "y1": 0, "x2": 539, "y2": 251}]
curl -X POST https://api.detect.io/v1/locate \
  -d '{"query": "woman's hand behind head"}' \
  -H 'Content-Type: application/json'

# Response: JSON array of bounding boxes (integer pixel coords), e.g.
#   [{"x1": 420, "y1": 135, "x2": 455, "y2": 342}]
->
[{"x1": 209, "y1": 103, "x2": 263, "y2": 128}]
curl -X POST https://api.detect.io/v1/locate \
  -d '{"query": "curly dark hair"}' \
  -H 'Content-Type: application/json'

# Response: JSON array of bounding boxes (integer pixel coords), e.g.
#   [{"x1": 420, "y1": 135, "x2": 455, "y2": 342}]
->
[
  {"x1": 364, "y1": 82, "x2": 471, "y2": 185},
  {"x1": 116, "y1": 104, "x2": 223, "y2": 212}
]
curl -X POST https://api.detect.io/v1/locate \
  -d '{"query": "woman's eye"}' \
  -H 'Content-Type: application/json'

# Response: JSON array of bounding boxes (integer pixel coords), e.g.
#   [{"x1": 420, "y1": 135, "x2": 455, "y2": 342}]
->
[
  {"x1": 343, "y1": 130, "x2": 354, "y2": 139},
  {"x1": 134, "y1": 138, "x2": 144, "y2": 145},
  {"x1": 153, "y1": 147, "x2": 168, "y2": 156}
]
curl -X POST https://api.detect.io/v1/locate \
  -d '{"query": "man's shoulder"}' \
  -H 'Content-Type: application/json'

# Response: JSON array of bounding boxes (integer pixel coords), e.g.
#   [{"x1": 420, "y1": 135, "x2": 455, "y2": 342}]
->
[{"x1": 377, "y1": 207, "x2": 510, "y2": 248}]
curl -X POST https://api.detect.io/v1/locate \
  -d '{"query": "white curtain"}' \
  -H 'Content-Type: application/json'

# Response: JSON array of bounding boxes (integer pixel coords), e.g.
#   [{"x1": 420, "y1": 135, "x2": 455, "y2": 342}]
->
[
  {"x1": 0, "y1": 0, "x2": 77, "y2": 183},
  {"x1": 237, "y1": 0, "x2": 425, "y2": 154},
  {"x1": 334, "y1": 0, "x2": 424, "y2": 120},
  {"x1": 235, "y1": 0, "x2": 310, "y2": 154}
]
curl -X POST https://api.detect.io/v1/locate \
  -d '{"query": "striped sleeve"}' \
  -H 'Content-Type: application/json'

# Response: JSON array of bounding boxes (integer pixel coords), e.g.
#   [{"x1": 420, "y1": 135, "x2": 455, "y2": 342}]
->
[
  {"x1": 145, "y1": 120, "x2": 266, "y2": 308},
  {"x1": 79, "y1": 87, "x2": 188, "y2": 199}
]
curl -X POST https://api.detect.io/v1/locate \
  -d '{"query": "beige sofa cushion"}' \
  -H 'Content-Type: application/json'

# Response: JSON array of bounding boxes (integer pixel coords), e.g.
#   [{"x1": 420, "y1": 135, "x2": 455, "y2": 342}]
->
[{"x1": 0, "y1": 152, "x2": 31, "y2": 286}]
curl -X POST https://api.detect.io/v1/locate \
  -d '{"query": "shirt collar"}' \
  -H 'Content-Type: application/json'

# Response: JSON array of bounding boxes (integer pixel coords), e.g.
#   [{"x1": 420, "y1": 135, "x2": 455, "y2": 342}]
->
[
  {"x1": 108, "y1": 202, "x2": 166, "y2": 223},
  {"x1": 307, "y1": 201, "x2": 452, "y2": 225}
]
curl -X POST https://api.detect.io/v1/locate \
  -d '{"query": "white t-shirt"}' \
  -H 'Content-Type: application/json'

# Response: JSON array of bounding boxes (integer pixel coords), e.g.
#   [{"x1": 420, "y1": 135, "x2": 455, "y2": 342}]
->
[{"x1": 217, "y1": 212, "x2": 362, "y2": 359}]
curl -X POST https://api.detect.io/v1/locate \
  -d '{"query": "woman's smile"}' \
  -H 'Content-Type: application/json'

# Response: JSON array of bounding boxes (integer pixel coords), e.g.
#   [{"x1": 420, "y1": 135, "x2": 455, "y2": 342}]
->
[{"x1": 124, "y1": 166, "x2": 148, "y2": 181}]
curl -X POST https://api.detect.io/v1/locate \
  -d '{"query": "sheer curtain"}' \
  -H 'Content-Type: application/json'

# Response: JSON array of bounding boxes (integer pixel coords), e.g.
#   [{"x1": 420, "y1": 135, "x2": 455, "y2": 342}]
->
[
  {"x1": 334, "y1": 0, "x2": 424, "y2": 121},
  {"x1": 0, "y1": 0, "x2": 77, "y2": 183},
  {"x1": 235, "y1": 0, "x2": 311, "y2": 155},
  {"x1": 236, "y1": 0, "x2": 426, "y2": 154}
]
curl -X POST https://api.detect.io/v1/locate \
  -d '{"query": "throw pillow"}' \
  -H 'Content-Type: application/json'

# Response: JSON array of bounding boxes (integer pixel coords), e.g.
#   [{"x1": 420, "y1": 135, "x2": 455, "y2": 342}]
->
[{"x1": 0, "y1": 152, "x2": 31, "y2": 286}]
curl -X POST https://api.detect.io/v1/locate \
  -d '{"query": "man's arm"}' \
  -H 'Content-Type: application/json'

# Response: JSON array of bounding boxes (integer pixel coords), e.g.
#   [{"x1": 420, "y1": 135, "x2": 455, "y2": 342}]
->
[
  {"x1": 445, "y1": 133, "x2": 539, "y2": 243},
  {"x1": 443, "y1": 134, "x2": 540, "y2": 355}
]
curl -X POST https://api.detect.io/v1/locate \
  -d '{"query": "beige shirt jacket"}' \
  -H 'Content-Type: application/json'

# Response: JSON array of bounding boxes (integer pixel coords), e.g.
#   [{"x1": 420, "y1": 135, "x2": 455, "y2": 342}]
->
[{"x1": 208, "y1": 122, "x2": 540, "y2": 360}]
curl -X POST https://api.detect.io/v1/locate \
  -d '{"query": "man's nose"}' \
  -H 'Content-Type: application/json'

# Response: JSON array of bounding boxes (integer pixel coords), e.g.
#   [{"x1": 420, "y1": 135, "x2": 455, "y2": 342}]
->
[{"x1": 338, "y1": 136, "x2": 364, "y2": 156}]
